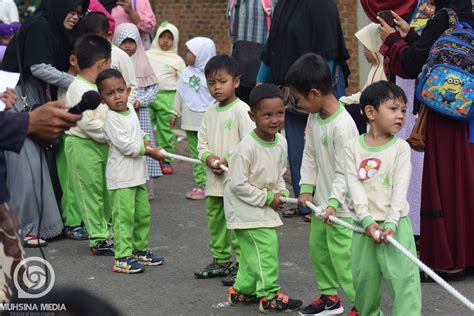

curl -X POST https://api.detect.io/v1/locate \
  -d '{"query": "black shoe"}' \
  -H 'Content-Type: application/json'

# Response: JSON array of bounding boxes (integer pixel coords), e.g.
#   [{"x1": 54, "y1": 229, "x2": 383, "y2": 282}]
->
[
  {"x1": 222, "y1": 263, "x2": 238, "y2": 286},
  {"x1": 421, "y1": 270, "x2": 466, "y2": 283},
  {"x1": 227, "y1": 287, "x2": 259, "y2": 305},
  {"x1": 259, "y1": 292, "x2": 303, "y2": 313},
  {"x1": 90, "y1": 239, "x2": 114, "y2": 256},
  {"x1": 194, "y1": 261, "x2": 233, "y2": 279},
  {"x1": 300, "y1": 294, "x2": 343, "y2": 315}
]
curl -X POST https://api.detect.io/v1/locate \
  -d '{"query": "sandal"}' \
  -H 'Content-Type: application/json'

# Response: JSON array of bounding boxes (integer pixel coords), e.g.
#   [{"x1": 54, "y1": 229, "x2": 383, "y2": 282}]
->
[
  {"x1": 303, "y1": 214, "x2": 312, "y2": 223},
  {"x1": 282, "y1": 208, "x2": 300, "y2": 218},
  {"x1": 64, "y1": 226, "x2": 89, "y2": 240},
  {"x1": 23, "y1": 234, "x2": 47, "y2": 248}
]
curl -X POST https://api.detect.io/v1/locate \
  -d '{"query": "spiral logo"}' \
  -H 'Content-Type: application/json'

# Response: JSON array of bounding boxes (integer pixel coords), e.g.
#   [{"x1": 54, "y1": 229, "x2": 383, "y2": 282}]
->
[{"x1": 13, "y1": 257, "x2": 55, "y2": 299}]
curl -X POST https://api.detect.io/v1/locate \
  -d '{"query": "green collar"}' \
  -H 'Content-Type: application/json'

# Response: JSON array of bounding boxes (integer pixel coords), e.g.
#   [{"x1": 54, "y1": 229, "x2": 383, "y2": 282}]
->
[
  {"x1": 251, "y1": 130, "x2": 278, "y2": 148},
  {"x1": 216, "y1": 98, "x2": 240, "y2": 112},
  {"x1": 359, "y1": 134, "x2": 398, "y2": 152},
  {"x1": 76, "y1": 75, "x2": 97, "y2": 89},
  {"x1": 114, "y1": 108, "x2": 131, "y2": 116},
  {"x1": 316, "y1": 104, "x2": 344, "y2": 125}
]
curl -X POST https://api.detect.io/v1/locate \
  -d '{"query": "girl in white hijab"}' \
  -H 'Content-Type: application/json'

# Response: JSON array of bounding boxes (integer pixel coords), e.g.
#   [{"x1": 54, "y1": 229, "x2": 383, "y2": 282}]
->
[
  {"x1": 113, "y1": 23, "x2": 162, "y2": 198},
  {"x1": 172, "y1": 37, "x2": 216, "y2": 200},
  {"x1": 146, "y1": 21, "x2": 186, "y2": 175}
]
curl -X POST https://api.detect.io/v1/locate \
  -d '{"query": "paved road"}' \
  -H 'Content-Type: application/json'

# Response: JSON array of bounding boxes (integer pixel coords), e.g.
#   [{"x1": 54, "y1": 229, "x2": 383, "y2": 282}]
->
[{"x1": 25, "y1": 141, "x2": 474, "y2": 315}]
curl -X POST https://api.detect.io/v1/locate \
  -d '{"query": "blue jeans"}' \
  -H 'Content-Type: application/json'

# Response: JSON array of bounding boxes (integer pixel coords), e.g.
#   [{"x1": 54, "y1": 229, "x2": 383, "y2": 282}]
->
[{"x1": 285, "y1": 63, "x2": 346, "y2": 215}]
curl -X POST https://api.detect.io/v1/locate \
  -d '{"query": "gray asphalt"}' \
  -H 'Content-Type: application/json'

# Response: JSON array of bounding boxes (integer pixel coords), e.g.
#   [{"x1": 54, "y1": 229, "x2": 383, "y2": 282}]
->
[{"x1": 25, "y1": 141, "x2": 474, "y2": 316}]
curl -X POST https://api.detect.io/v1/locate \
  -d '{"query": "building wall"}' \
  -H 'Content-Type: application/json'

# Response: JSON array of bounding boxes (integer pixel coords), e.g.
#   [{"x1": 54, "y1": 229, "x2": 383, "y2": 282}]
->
[{"x1": 153, "y1": 0, "x2": 360, "y2": 93}]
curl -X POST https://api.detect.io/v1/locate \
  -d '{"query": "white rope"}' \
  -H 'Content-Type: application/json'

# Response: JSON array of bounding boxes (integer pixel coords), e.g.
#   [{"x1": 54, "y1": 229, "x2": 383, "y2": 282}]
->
[
  {"x1": 280, "y1": 197, "x2": 474, "y2": 311},
  {"x1": 156, "y1": 150, "x2": 474, "y2": 311}
]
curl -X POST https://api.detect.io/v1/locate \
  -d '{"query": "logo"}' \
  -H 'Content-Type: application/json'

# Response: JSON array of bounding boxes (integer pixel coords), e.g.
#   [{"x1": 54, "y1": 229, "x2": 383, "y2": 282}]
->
[
  {"x1": 13, "y1": 257, "x2": 55, "y2": 299},
  {"x1": 188, "y1": 75, "x2": 201, "y2": 92},
  {"x1": 224, "y1": 119, "x2": 233, "y2": 130},
  {"x1": 358, "y1": 158, "x2": 381, "y2": 181}
]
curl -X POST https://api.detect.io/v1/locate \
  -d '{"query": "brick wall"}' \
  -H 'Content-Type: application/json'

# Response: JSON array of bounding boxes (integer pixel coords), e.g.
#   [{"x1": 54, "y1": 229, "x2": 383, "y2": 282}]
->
[{"x1": 153, "y1": 0, "x2": 359, "y2": 93}]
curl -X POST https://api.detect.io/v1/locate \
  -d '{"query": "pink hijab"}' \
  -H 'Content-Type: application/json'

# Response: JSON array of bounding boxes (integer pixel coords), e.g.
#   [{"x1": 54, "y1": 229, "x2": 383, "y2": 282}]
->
[{"x1": 112, "y1": 23, "x2": 157, "y2": 88}]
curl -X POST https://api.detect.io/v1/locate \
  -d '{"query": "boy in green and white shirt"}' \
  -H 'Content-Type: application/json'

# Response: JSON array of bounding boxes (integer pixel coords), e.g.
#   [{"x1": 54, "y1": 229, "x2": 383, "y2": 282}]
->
[
  {"x1": 345, "y1": 81, "x2": 421, "y2": 315},
  {"x1": 224, "y1": 84, "x2": 303, "y2": 313},
  {"x1": 195, "y1": 55, "x2": 255, "y2": 281},
  {"x1": 287, "y1": 53, "x2": 358, "y2": 315}
]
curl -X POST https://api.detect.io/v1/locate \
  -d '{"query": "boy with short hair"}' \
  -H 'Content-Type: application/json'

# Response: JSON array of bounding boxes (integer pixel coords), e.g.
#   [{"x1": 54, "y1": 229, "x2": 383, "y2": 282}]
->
[
  {"x1": 195, "y1": 54, "x2": 255, "y2": 283},
  {"x1": 345, "y1": 81, "x2": 421, "y2": 315},
  {"x1": 286, "y1": 53, "x2": 358, "y2": 315},
  {"x1": 224, "y1": 83, "x2": 303, "y2": 313},
  {"x1": 97, "y1": 68, "x2": 166, "y2": 273},
  {"x1": 64, "y1": 34, "x2": 113, "y2": 255}
]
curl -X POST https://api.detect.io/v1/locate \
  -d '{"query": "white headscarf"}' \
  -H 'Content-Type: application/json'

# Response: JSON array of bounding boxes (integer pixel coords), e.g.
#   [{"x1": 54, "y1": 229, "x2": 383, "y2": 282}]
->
[
  {"x1": 146, "y1": 21, "x2": 184, "y2": 70},
  {"x1": 177, "y1": 37, "x2": 216, "y2": 112},
  {"x1": 113, "y1": 23, "x2": 157, "y2": 88},
  {"x1": 340, "y1": 23, "x2": 387, "y2": 105}
]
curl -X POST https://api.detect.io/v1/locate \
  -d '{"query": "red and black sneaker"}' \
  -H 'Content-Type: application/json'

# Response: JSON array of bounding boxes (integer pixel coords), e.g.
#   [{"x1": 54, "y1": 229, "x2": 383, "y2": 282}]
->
[
  {"x1": 259, "y1": 291, "x2": 303, "y2": 313},
  {"x1": 347, "y1": 306, "x2": 359, "y2": 316},
  {"x1": 299, "y1": 294, "x2": 343, "y2": 315},
  {"x1": 227, "y1": 287, "x2": 259, "y2": 305}
]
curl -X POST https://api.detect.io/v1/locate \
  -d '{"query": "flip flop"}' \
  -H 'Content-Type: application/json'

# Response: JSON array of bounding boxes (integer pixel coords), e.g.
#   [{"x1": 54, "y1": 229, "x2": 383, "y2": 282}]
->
[
  {"x1": 282, "y1": 208, "x2": 300, "y2": 218},
  {"x1": 23, "y1": 234, "x2": 47, "y2": 248}
]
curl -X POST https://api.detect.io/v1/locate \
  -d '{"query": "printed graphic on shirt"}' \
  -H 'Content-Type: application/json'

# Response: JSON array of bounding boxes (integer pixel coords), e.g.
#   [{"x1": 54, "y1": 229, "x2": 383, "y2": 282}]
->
[
  {"x1": 189, "y1": 75, "x2": 200, "y2": 92},
  {"x1": 358, "y1": 158, "x2": 381, "y2": 181},
  {"x1": 380, "y1": 172, "x2": 392, "y2": 187},
  {"x1": 224, "y1": 119, "x2": 233, "y2": 130},
  {"x1": 321, "y1": 133, "x2": 328, "y2": 146},
  {"x1": 278, "y1": 150, "x2": 285, "y2": 165}
]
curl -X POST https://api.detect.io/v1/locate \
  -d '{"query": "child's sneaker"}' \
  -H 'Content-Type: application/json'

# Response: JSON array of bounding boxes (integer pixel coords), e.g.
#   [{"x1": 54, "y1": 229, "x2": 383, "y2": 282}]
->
[
  {"x1": 185, "y1": 187, "x2": 206, "y2": 200},
  {"x1": 227, "y1": 287, "x2": 260, "y2": 305},
  {"x1": 299, "y1": 295, "x2": 343, "y2": 315},
  {"x1": 194, "y1": 261, "x2": 233, "y2": 278},
  {"x1": 347, "y1": 307, "x2": 359, "y2": 316},
  {"x1": 112, "y1": 256, "x2": 144, "y2": 274},
  {"x1": 134, "y1": 250, "x2": 165, "y2": 266},
  {"x1": 64, "y1": 226, "x2": 88, "y2": 240},
  {"x1": 259, "y1": 292, "x2": 303, "y2": 313},
  {"x1": 90, "y1": 239, "x2": 114, "y2": 256},
  {"x1": 222, "y1": 263, "x2": 238, "y2": 286}
]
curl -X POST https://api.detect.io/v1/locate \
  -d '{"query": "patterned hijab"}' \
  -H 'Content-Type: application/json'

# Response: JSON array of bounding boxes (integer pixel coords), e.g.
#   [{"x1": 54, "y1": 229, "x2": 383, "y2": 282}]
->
[
  {"x1": 176, "y1": 37, "x2": 216, "y2": 112},
  {"x1": 112, "y1": 22, "x2": 157, "y2": 88}
]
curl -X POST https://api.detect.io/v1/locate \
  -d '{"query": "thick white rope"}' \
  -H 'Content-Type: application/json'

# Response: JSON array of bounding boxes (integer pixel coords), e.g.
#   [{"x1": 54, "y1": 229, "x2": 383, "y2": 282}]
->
[
  {"x1": 281, "y1": 197, "x2": 474, "y2": 311},
  {"x1": 159, "y1": 150, "x2": 474, "y2": 311}
]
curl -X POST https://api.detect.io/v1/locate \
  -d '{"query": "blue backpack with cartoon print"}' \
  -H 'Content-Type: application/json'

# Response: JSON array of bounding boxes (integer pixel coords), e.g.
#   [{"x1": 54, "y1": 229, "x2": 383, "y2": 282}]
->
[{"x1": 416, "y1": 8, "x2": 474, "y2": 139}]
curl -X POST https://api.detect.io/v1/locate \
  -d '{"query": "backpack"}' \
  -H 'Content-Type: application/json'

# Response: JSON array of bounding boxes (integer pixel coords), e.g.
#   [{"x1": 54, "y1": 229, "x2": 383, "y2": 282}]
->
[
  {"x1": 415, "y1": 8, "x2": 474, "y2": 126},
  {"x1": 408, "y1": 0, "x2": 435, "y2": 34}
]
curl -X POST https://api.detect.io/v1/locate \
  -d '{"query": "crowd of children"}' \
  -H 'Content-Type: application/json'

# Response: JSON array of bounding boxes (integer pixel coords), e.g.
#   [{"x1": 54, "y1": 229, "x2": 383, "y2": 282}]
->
[{"x1": 3, "y1": 7, "x2": 427, "y2": 316}]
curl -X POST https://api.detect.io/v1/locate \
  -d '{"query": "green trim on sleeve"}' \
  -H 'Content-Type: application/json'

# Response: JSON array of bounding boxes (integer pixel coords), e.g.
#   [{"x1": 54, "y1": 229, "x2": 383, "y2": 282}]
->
[
  {"x1": 139, "y1": 144, "x2": 145, "y2": 156},
  {"x1": 384, "y1": 222, "x2": 398, "y2": 233},
  {"x1": 316, "y1": 104, "x2": 344, "y2": 125},
  {"x1": 224, "y1": 153, "x2": 231, "y2": 163},
  {"x1": 361, "y1": 216, "x2": 376, "y2": 229},
  {"x1": 265, "y1": 191, "x2": 275, "y2": 206},
  {"x1": 300, "y1": 184, "x2": 315, "y2": 195},
  {"x1": 327, "y1": 198, "x2": 340, "y2": 210},
  {"x1": 359, "y1": 134, "x2": 398, "y2": 152},
  {"x1": 143, "y1": 134, "x2": 151, "y2": 141},
  {"x1": 279, "y1": 189, "x2": 290, "y2": 197},
  {"x1": 216, "y1": 98, "x2": 240, "y2": 112},
  {"x1": 200, "y1": 150, "x2": 213, "y2": 163}
]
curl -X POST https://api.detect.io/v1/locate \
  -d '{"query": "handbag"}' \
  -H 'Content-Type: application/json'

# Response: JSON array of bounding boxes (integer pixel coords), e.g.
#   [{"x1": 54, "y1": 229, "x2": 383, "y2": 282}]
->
[{"x1": 407, "y1": 104, "x2": 427, "y2": 152}]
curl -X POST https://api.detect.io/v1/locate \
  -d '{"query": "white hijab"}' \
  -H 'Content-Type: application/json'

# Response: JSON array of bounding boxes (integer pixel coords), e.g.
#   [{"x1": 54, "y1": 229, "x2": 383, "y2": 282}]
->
[
  {"x1": 146, "y1": 21, "x2": 184, "y2": 70},
  {"x1": 177, "y1": 37, "x2": 216, "y2": 112},
  {"x1": 340, "y1": 23, "x2": 387, "y2": 105}
]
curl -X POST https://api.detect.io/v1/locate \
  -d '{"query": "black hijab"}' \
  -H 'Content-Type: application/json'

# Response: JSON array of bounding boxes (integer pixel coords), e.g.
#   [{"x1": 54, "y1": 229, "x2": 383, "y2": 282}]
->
[
  {"x1": 2, "y1": 0, "x2": 89, "y2": 73},
  {"x1": 99, "y1": 0, "x2": 118, "y2": 13},
  {"x1": 262, "y1": 0, "x2": 350, "y2": 86}
]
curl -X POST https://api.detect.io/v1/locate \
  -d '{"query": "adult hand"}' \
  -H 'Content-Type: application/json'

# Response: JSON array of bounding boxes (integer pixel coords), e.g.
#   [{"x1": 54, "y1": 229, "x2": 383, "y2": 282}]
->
[
  {"x1": 27, "y1": 101, "x2": 82, "y2": 139},
  {"x1": 322, "y1": 206, "x2": 337, "y2": 224},
  {"x1": 377, "y1": 16, "x2": 397, "y2": 41},
  {"x1": 365, "y1": 223, "x2": 383, "y2": 244},
  {"x1": 298, "y1": 193, "x2": 313, "y2": 208},
  {"x1": 270, "y1": 192, "x2": 285, "y2": 212},
  {"x1": 391, "y1": 11, "x2": 411, "y2": 38},
  {"x1": 0, "y1": 88, "x2": 17, "y2": 110}
]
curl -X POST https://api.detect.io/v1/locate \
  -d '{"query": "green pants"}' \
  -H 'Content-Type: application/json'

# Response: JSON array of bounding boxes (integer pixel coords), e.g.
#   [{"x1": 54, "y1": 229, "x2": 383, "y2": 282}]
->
[
  {"x1": 233, "y1": 228, "x2": 280, "y2": 299},
  {"x1": 56, "y1": 136, "x2": 83, "y2": 227},
  {"x1": 310, "y1": 214, "x2": 355, "y2": 302},
  {"x1": 149, "y1": 91, "x2": 176, "y2": 163},
  {"x1": 65, "y1": 136, "x2": 110, "y2": 247},
  {"x1": 351, "y1": 218, "x2": 421, "y2": 316},
  {"x1": 206, "y1": 196, "x2": 239, "y2": 263},
  {"x1": 186, "y1": 130, "x2": 206, "y2": 188},
  {"x1": 110, "y1": 185, "x2": 150, "y2": 259}
]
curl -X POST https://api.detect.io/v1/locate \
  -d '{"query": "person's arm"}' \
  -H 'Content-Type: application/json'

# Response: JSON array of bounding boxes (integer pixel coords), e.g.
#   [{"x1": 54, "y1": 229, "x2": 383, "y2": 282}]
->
[
  {"x1": 277, "y1": 140, "x2": 290, "y2": 197},
  {"x1": 197, "y1": 110, "x2": 212, "y2": 162},
  {"x1": 299, "y1": 117, "x2": 317, "y2": 196},
  {"x1": 171, "y1": 91, "x2": 182, "y2": 118},
  {"x1": 384, "y1": 142, "x2": 411, "y2": 233},
  {"x1": 30, "y1": 64, "x2": 74, "y2": 89},
  {"x1": 135, "y1": 0, "x2": 156, "y2": 34}
]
